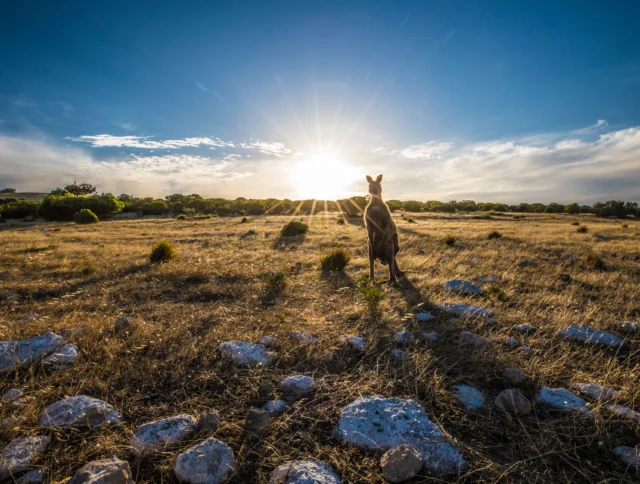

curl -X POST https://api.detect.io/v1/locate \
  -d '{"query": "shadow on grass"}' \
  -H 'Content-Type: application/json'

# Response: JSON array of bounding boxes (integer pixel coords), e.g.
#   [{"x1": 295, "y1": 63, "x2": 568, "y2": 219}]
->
[{"x1": 272, "y1": 234, "x2": 306, "y2": 250}]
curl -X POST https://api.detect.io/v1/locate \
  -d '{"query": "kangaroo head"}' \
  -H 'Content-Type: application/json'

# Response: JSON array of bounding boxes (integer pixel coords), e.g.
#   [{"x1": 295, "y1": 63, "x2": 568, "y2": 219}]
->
[{"x1": 366, "y1": 174, "x2": 383, "y2": 196}]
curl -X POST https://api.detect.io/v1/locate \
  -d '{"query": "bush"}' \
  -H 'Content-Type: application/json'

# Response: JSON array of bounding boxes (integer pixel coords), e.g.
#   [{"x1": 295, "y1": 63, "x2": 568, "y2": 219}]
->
[
  {"x1": 337, "y1": 218, "x2": 345, "y2": 225},
  {"x1": 183, "y1": 208, "x2": 196, "y2": 216},
  {"x1": 571, "y1": 221, "x2": 580, "y2": 226},
  {"x1": 280, "y1": 220, "x2": 308, "y2": 237},
  {"x1": 266, "y1": 271, "x2": 286, "y2": 287},
  {"x1": 358, "y1": 283, "x2": 385, "y2": 309},
  {"x1": 82, "y1": 264, "x2": 96, "y2": 275},
  {"x1": 75, "y1": 208, "x2": 99, "y2": 224},
  {"x1": 40, "y1": 194, "x2": 123, "y2": 221},
  {"x1": 442, "y1": 234, "x2": 457, "y2": 247},
  {"x1": 576, "y1": 226, "x2": 588, "y2": 233},
  {"x1": 406, "y1": 217, "x2": 416, "y2": 223},
  {"x1": 241, "y1": 217, "x2": 248, "y2": 223},
  {"x1": 320, "y1": 248, "x2": 351, "y2": 271},
  {"x1": 486, "y1": 286, "x2": 507, "y2": 301},
  {"x1": 0, "y1": 201, "x2": 40, "y2": 219},
  {"x1": 582, "y1": 250, "x2": 605, "y2": 270},
  {"x1": 176, "y1": 214, "x2": 187, "y2": 220},
  {"x1": 150, "y1": 240, "x2": 177, "y2": 264},
  {"x1": 487, "y1": 231, "x2": 503, "y2": 239}
]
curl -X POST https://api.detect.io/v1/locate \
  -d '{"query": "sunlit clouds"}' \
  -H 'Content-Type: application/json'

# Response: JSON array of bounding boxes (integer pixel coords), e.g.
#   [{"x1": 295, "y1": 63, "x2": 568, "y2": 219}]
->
[{"x1": 69, "y1": 135, "x2": 235, "y2": 150}]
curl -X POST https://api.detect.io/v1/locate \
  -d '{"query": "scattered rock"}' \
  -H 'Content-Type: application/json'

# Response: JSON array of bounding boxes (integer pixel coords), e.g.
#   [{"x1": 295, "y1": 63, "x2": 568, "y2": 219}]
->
[
  {"x1": 495, "y1": 389, "x2": 532, "y2": 416},
  {"x1": 40, "y1": 395, "x2": 123, "y2": 428},
  {"x1": 618, "y1": 321, "x2": 639, "y2": 334},
  {"x1": 607, "y1": 404, "x2": 640, "y2": 422},
  {"x1": 556, "y1": 325, "x2": 623, "y2": 347},
  {"x1": 269, "y1": 460, "x2": 341, "y2": 484},
  {"x1": 443, "y1": 280, "x2": 482, "y2": 295},
  {"x1": 218, "y1": 341, "x2": 274, "y2": 368},
  {"x1": 515, "y1": 324, "x2": 534, "y2": 334},
  {"x1": 174, "y1": 437, "x2": 237, "y2": 484},
  {"x1": 259, "y1": 335, "x2": 278, "y2": 348},
  {"x1": 0, "y1": 436, "x2": 50, "y2": 481},
  {"x1": 132, "y1": 414, "x2": 198, "y2": 453},
  {"x1": 67, "y1": 456, "x2": 134, "y2": 484},
  {"x1": 441, "y1": 303, "x2": 493, "y2": 318},
  {"x1": 415, "y1": 312, "x2": 434, "y2": 322},
  {"x1": 391, "y1": 349, "x2": 405, "y2": 360},
  {"x1": 613, "y1": 446, "x2": 640, "y2": 468},
  {"x1": 341, "y1": 335, "x2": 365, "y2": 353},
  {"x1": 264, "y1": 399, "x2": 288, "y2": 416},
  {"x1": 503, "y1": 368, "x2": 525, "y2": 384},
  {"x1": 573, "y1": 383, "x2": 618, "y2": 402},
  {"x1": 395, "y1": 330, "x2": 414, "y2": 345},
  {"x1": 198, "y1": 410, "x2": 221, "y2": 433},
  {"x1": 519, "y1": 346, "x2": 533, "y2": 358},
  {"x1": 245, "y1": 408, "x2": 270, "y2": 436},
  {"x1": 2, "y1": 388, "x2": 23, "y2": 403},
  {"x1": 504, "y1": 337, "x2": 519, "y2": 347},
  {"x1": 114, "y1": 317, "x2": 134, "y2": 332},
  {"x1": 452, "y1": 385, "x2": 485, "y2": 410},
  {"x1": 290, "y1": 331, "x2": 318, "y2": 344},
  {"x1": 380, "y1": 445, "x2": 423, "y2": 483},
  {"x1": 1, "y1": 416, "x2": 26, "y2": 430},
  {"x1": 518, "y1": 260, "x2": 537, "y2": 268},
  {"x1": 477, "y1": 275, "x2": 500, "y2": 283},
  {"x1": 43, "y1": 343, "x2": 79, "y2": 367},
  {"x1": 20, "y1": 314, "x2": 39, "y2": 323},
  {"x1": 458, "y1": 331, "x2": 488, "y2": 346},
  {"x1": 280, "y1": 375, "x2": 314, "y2": 402},
  {"x1": 335, "y1": 395, "x2": 466, "y2": 474},
  {"x1": 535, "y1": 387, "x2": 594, "y2": 418},
  {"x1": 422, "y1": 332, "x2": 438, "y2": 343},
  {"x1": 0, "y1": 332, "x2": 65, "y2": 373},
  {"x1": 16, "y1": 468, "x2": 47, "y2": 484}
]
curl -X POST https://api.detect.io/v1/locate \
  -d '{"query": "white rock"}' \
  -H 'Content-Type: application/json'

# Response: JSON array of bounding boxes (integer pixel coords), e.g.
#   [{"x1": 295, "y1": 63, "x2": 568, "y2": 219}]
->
[
  {"x1": 422, "y1": 332, "x2": 438, "y2": 343},
  {"x1": 618, "y1": 321, "x2": 639, "y2": 334},
  {"x1": 259, "y1": 335, "x2": 278, "y2": 348},
  {"x1": 174, "y1": 437, "x2": 237, "y2": 484},
  {"x1": 452, "y1": 385, "x2": 485, "y2": 410},
  {"x1": 535, "y1": 387, "x2": 594, "y2": 418},
  {"x1": 335, "y1": 396, "x2": 466, "y2": 474},
  {"x1": 68, "y1": 456, "x2": 134, "y2": 483},
  {"x1": 40, "y1": 395, "x2": 123, "y2": 428},
  {"x1": 573, "y1": 383, "x2": 618, "y2": 401},
  {"x1": 515, "y1": 324, "x2": 534, "y2": 334},
  {"x1": 441, "y1": 303, "x2": 492, "y2": 318},
  {"x1": 269, "y1": 460, "x2": 341, "y2": 484},
  {"x1": 290, "y1": 332, "x2": 318, "y2": 344},
  {"x1": 607, "y1": 404, "x2": 640, "y2": 422},
  {"x1": 264, "y1": 399, "x2": 288, "y2": 416},
  {"x1": 218, "y1": 341, "x2": 274, "y2": 368},
  {"x1": 131, "y1": 414, "x2": 198, "y2": 453},
  {"x1": 556, "y1": 325, "x2": 623, "y2": 347},
  {"x1": 342, "y1": 336, "x2": 365, "y2": 353},
  {"x1": 613, "y1": 446, "x2": 640, "y2": 468},
  {"x1": 458, "y1": 331, "x2": 488, "y2": 346},
  {"x1": 443, "y1": 280, "x2": 482, "y2": 295},
  {"x1": 280, "y1": 375, "x2": 314, "y2": 402},
  {"x1": 0, "y1": 436, "x2": 50, "y2": 481},
  {"x1": 0, "y1": 332, "x2": 65, "y2": 372},
  {"x1": 415, "y1": 312, "x2": 434, "y2": 322},
  {"x1": 395, "y1": 330, "x2": 414, "y2": 345},
  {"x1": 43, "y1": 343, "x2": 79, "y2": 366},
  {"x1": 2, "y1": 388, "x2": 23, "y2": 403}
]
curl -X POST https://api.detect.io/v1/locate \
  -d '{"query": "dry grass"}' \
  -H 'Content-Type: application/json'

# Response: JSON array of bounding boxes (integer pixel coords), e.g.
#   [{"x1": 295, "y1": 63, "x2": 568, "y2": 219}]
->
[{"x1": 0, "y1": 212, "x2": 639, "y2": 482}]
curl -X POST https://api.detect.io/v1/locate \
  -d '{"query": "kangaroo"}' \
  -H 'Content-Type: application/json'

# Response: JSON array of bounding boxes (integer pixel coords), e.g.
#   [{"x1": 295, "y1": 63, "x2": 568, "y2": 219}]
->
[{"x1": 364, "y1": 174, "x2": 403, "y2": 283}]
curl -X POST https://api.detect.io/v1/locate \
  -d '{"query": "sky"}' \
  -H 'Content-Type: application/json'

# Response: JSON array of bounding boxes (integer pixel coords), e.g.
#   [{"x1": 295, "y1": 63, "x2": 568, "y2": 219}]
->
[{"x1": 1, "y1": 0, "x2": 639, "y2": 203}]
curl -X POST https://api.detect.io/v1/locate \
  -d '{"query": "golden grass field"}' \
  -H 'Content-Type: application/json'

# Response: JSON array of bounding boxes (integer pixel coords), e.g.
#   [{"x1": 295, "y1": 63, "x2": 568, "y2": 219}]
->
[{"x1": 1, "y1": 211, "x2": 639, "y2": 483}]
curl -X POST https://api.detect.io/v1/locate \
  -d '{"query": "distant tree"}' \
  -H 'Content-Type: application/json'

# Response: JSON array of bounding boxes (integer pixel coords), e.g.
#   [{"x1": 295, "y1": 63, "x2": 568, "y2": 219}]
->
[
  {"x1": 403, "y1": 200, "x2": 422, "y2": 212},
  {"x1": 65, "y1": 182, "x2": 97, "y2": 195},
  {"x1": 0, "y1": 188, "x2": 17, "y2": 193},
  {"x1": 50, "y1": 187, "x2": 69, "y2": 196},
  {"x1": 564, "y1": 203, "x2": 580, "y2": 214},
  {"x1": 118, "y1": 194, "x2": 136, "y2": 202},
  {"x1": 544, "y1": 202, "x2": 565, "y2": 214}
]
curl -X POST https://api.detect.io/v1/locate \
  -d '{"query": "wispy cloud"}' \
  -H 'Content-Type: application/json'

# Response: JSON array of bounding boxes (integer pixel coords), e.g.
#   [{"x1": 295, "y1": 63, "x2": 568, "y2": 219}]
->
[
  {"x1": 69, "y1": 134, "x2": 236, "y2": 149},
  {"x1": 377, "y1": 141, "x2": 454, "y2": 159},
  {"x1": 572, "y1": 119, "x2": 608, "y2": 135},
  {"x1": 239, "y1": 139, "x2": 294, "y2": 157}
]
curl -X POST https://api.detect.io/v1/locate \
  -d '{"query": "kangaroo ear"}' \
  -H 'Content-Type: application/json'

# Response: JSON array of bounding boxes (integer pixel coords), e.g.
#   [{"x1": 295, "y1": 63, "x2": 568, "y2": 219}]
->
[
  {"x1": 376, "y1": 174, "x2": 383, "y2": 182},
  {"x1": 366, "y1": 175, "x2": 373, "y2": 183}
]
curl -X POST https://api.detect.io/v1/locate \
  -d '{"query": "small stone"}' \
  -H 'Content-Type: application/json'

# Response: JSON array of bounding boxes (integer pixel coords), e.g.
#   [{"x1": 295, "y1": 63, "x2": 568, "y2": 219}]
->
[
  {"x1": 2, "y1": 388, "x2": 23, "y2": 403},
  {"x1": 114, "y1": 316, "x2": 134, "y2": 332},
  {"x1": 0, "y1": 436, "x2": 50, "y2": 481},
  {"x1": 264, "y1": 399, "x2": 288, "y2": 416},
  {"x1": 504, "y1": 337, "x2": 519, "y2": 347},
  {"x1": 477, "y1": 275, "x2": 500, "y2": 283},
  {"x1": 380, "y1": 445, "x2": 423, "y2": 483},
  {"x1": 458, "y1": 331, "x2": 488, "y2": 346},
  {"x1": 441, "y1": 303, "x2": 493, "y2": 318},
  {"x1": 518, "y1": 260, "x2": 537, "y2": 268},
  {"x1": 395, "y1": 330, "x2": 414, "y2": 345},
  {"x1": 607, "y1": 404, "x2": 640, "y2": 422},
  {"x1": 1, "y1": 416, "x2": 26, "y2": 430},
  {"x1": 415, "y1": 312, "x2": 434, "y2": 322},
  {"x1": 174, "y1": 437, "x2": 237, "y2": 484},
  {"x1": 613, "y1": 446, "x2": 640, "y2": 468},
  {"x1": 20, "y1": 314, "x2": 39, "y2": 323},
  {"x1": 290, "y1": 331, "x2": 318, "y2": 344},
  {"x1": 269, "y1": 460, "x2": 341, "y2": 484},
  {"x1": 68, "y1": 456, "x2": 134, "y2": 484},
  {"x1": 40, "y1": 395, "x2": 123, "y2": 428},
  {"x1": 515, "y1": 324, "x2": 534, "y2": 334},
  {"x1": 453, "y1": 385, "x2": 485, "y2": 410},
  {"x1": 495, "y1": 389, "x2": 531, "y2": 416},
  {"x1": 556, "y1": 325, "x2": 623, "y2": 348},
  {"x1": 16, "y1": 468, "x2": 47, "y2": 484},
  {"x1": 198, "y1": 410, "x2": 221, "y2": 433},
  {"x1": 573, "y1": 383, "x2": 618, "y2": 401},
  {"x1": 422, "y1": 332, "x2": 438, "y2": 343},
  {"x1": 280, "y1": 375, "x2": 314, "y2": 402},
  {"x1": 391, "y1": 349, "x2": 405, "y2": 360},
  {"x1": 519, "y1": 346, "x2": 533, "y2": 358},
  {"x1": 259, "y1": 335, "x2": 278, "y2": 348},
  {"x1": 342, "y1": 335, "x2": 365, "y2": 352},
  {"x1": 618, "y1": 321, "x2": 639, "y2": 334},
  {"x1": 245, "y1": 408, "x2": 270, "y2": 436},
  {"x1": 131, "y1": 414, "x2": 198, "y2": 453},
  {"x1": 535, "y1": 387, "x2": 593, "y2": 418},
  {"x1": 503, "y1": 367, "x2": 525, "y2": 384},
  {"x1": 443, "y1": 280, "x2": 483, "y2": 295},
  {"x1": 218, "y1": 341, "x2": 274, "y2": 368},
  {"x1": 43, "y1": 343, "x2": 79, "y2": 366}
]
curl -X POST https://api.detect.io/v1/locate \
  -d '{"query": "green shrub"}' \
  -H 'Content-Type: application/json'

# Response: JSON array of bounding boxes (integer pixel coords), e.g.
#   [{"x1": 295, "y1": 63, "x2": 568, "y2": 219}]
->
[
  {"x1": 487, "y1": 231, "x2": 503, "y2": 239},
  {"x1": 358, "y1": 284, "x2": 385, "y2": 308},
  {"x1": 82, "y1": 264, "x2": 96, "y2": 275},
  {"x1": 582, "y1": 250, "x2": 605, "y2": 270},
  {"x1": 576, "y1": 226, "x2": 588, "y2": 233},
  {"x1": 320, "y1": 248, "x2": 351, "y2": 271},
  {"x1": 486, "y1": 286, "x2": 507, "y2": 301},
  {"x1": 75, "y1": 209, "x2": 99, "y2": 224},
  {"x1": 176, "y1": 214, "x2": 187, "y2": 220},
  {"x1": 241, "y1": 217, "x2": 248, "y2": 223},
  {"x1": 336, "y1": 218, "x2": 345, "y2": 225},
  {"x1": 266, "y1": 271, "x2": 286, "y2": 287},
  {"x1": 280, "y1": 220, "x2": 308, "y2": 237},
  {"x1": 183, "y1": 208, "x2": 196, "y2": 216},
  {"x1": 40, "y1": 194, "x2": 123, "y2": 221},
  {"x1": 442, "y1": 234, "x2": 457, "y2": 246},
  {"x1": 0, "y1": 201, "x2": 40, "y2": 219},
  {"x1": 150, "y1": 240, "x2": 177, "y2": 264}
]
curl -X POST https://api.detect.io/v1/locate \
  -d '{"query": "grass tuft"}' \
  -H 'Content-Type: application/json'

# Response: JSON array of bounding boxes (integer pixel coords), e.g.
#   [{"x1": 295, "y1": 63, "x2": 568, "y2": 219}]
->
[
  {"x1": 149, "y1": 240, "x2": 177, "y2": 264},
  {"x1": 576, "y1": 226, "x2": 588, "y2": 233},
  {"x1": 442, "y1": 234, "x2": 457, "y2": 246},
  {"x1": 280, "y1": 220, "x2": 308, "y2": 237},
  {"x1": 320, "y1": 248, "x2": 351, "y2": 271},
  {"x1": 487, "y1": 231, "x2": 503, "y2": 239}
]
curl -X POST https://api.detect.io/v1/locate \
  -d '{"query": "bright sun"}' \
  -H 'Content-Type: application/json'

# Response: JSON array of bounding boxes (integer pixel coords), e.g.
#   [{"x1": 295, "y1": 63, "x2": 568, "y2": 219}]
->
[{"x1": 290, "y1": 152, "x2": 357, "y2": 200}]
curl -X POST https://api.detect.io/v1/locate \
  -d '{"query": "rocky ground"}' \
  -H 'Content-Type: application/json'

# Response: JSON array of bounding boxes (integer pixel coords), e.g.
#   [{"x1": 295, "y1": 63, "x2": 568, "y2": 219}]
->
[{"x1": 0, "y1": 211, "x2": 639, "y2": 482}]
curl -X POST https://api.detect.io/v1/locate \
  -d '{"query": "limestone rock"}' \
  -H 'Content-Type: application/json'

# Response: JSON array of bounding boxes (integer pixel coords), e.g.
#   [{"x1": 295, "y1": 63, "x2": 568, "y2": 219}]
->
[
  {"x1": 20, "y1": 314, "x2": 39, "y2": 323},
  {"x1": 2, "y1": 388, "x2": 23, "y2": 403},
  {"x1": 495, "y1": 389, "x2": 531, "y2": 416},
  {"x1": 264, "y1": 399, "x2": 288, "y2": 416},
  {"x1": 503, "y1": 367, "x2": 525, "y2": 384},
  {"x1": 198, "y1": 410, "x2": 221, "y2": 433},
  {"x1": 556, "y1": 325, "x2": 623, "y2": 347},
  {"x1": 618, "y1": 321, "x2": 639, "y2": 334},
  {"x1": 573, "y1": 383, "x2": 618, "y2": 401},
  {"x1": 535, "y1": 387, "x2": 594, "y2": 418},
  {"x1": 515, "y1": 324, "x2": 534, "y2": 334},
  {"x1": 218, "y1": 341, "x2": 274, "y2": 368},
  {"x1": 68, "y1": 456, "x2": 134, "y2": 484},
  {"x1": 245, "y1": 408, "x2": 270, "y2": 436},
  {"x1": 131, "y1": 414, "x2": 197, "y2": 453},
  {"x1": 395, "y1": 330, "x2": 414, "y2": 345},
  {"x1": 259, "y1": 335, "x2": 278, "y2": 348},
  {"x1": 441, "y1": 303, "x2": 492, "y2": 318},
  {"x1": 0, "y1": 332, "x2": 65, "y2": 373},
  {"x1": 519, "y1": 346, "x2": 533, "y2": 358},
  {"x1": 607, "y1": 404, "x2": 640, "y2": 422},
  {"x1": 380, "y1": 445, "x2": 423, "y2": 483},
  {"x1": 280, "y1": 375, "x2": 314, "y2": 402},
  {"x1": 335, "y1": 395, "x2": 466, "y2": 474},
  {"x1": 459, "y1": 331, "x2": 488, "y2": 346},
  {"x1": 452, "y1": 385, "x2": 485, "y2": 410},
  {"x1": 290, "y1": 332, "x2": 318, "y2": 344},
  {"x1": 504, "y1": 337, "x2": 519, "y2": 347},
  {"x1": 43, "y1": 343, "x2": 79, "y2": 367},
  {"x1": 41, "y1": 395, "x2": 123, "y2": 428},
  {"x1": 16, "y1": 468, "x2": 47, "y2": 484},
  {"x1": 443, "y1": 280, "x2": 482, "y2": 295},
  {"x1": 415, "y1": 312, "x2": 434, "y2": 322},
  {"x1": 0, "y1": 436, "x2": 50, "y2": 481},
  {"x1": 269, "y1": 460, "x2": 340, "y2": 484},
  {"x1": 174, "y1": 438, "x2": 237, "y2": 484},
  {"x1": 614, "y1": 446, "x2": 640, "y2": 468},
  {"x1": 341, "y1": 336, "x2": 365, "y2": 353}
]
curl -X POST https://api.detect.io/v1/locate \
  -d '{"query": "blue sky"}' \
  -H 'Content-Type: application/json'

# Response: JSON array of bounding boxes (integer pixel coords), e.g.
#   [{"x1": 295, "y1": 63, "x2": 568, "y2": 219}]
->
[{"x1": 1, "y1": 1, "x2": 639, "y2": 202}]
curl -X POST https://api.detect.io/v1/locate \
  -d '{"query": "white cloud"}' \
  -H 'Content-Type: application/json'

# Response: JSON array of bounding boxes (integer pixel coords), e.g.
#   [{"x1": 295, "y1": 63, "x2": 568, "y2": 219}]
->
[
  {"x1": 239, "y1": 139, "x2": 293, "y2": 157},
  {"x1": 379, "y1": 141, "x2": 454, "y2": 159},
  {"x1": 572, "y1": 119, "x2": 608, "y2": 135},
  {"x1": 69, "y1": 134, "x2": 236, "y2": 150}
]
